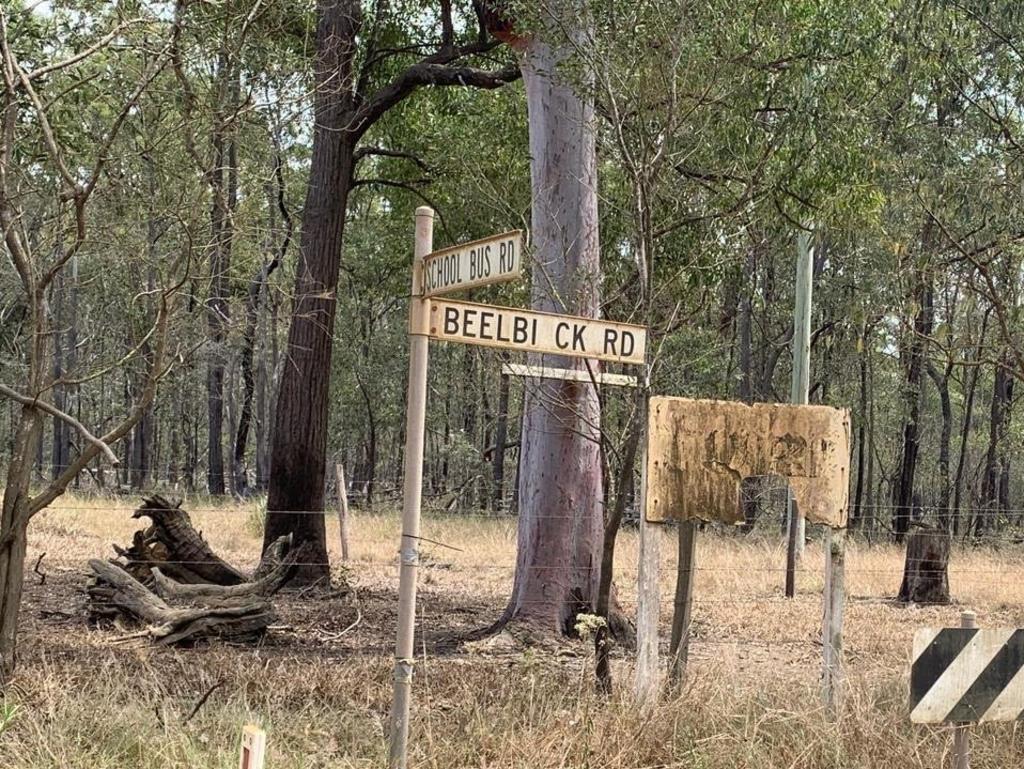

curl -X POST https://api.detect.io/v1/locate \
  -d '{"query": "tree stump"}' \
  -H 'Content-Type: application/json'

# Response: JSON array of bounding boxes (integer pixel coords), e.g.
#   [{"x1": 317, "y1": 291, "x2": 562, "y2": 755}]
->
[
  {"x1": 897, "y1": 524, "x2": 950, "y2": 605},
  {"x1": 116, "y1": 495, "x2": 248, "y2": 585},
  {"x1": 87, "y1": 496, "x2": 314, "y2": 645}
]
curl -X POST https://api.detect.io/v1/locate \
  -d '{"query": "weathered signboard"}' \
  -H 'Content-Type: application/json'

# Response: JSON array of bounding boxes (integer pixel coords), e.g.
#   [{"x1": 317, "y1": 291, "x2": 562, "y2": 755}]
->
[
  {"x1": 428, "y1": 298, "x2": 647, "y2": 365},
  {"x1": 911, "y1": 628, "x2": 1024, "y2": 723},
  {"x1": 422, "y1": 230, "x2": 524, "y2": 296},
  {"x1": 645, "y1": 397, "x2": 850, "y2": 527},
  {"x1": 501, "y1": 362, "x2": 638, "y2": 387}
]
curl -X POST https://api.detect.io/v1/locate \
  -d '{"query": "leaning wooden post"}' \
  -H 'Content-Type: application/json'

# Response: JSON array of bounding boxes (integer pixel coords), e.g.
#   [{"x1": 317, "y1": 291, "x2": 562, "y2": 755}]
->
[
  {"x1": 668, "y1": 519, "x2": 697, "y2": 683},
  {"x1": 785, "y1": 226, "x2": 814, "y2": 594},
  {"x1": 334, "y1": 461, "x2": 351, "y2": 562},
  {"x1": 953, "y1": 610, "x2": 977, "y2": 769},
  {"x1": 822, "y1": 525, "x2": 846, "y2": 716},
  {"x1": 388, "y1": 206, "x2": 433, "y2": 769},
  {"x1": 635, "y1": 390, "x2": 661, "y2": 705}
]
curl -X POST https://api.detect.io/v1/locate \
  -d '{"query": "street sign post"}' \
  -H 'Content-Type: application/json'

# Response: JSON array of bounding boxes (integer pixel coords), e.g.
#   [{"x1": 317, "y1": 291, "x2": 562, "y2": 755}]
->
[
  {"x1": 428, "y1": 298, "x2": 646, "y2": 365},
  {"x1": 388, "y1": 210, "x2": 646, "y2": 769},
  {"x1": 422, "y1": 230, "x2": 524, "y2": 296}
]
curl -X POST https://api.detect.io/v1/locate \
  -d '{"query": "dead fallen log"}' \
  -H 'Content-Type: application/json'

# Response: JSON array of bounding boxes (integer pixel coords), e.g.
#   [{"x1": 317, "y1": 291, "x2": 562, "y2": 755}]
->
[
  {"x1": 88, "y1": 560, "x2": 276, "y2": 645},
  {"x1": 87, "y1": 496, "x2": 312, "y2": 645}
]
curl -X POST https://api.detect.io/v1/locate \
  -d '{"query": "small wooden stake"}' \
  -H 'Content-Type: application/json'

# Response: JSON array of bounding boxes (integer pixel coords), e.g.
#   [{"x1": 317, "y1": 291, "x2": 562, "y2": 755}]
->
[
  {"x1": 822, "y1": 526, "x2": 845, "y2": 716},
  {"x1": 668, "y1": 520, "x2": 697, "y2": 683},
  {"x1": 334, "y1": 461, "x2": 350, "y2": 561},
  {"x1": 239, "y1": 725, "x2": 266, "y2": 769},
  {"x1": 953, "y1": 610, "x2": 977, "y2": 769}
]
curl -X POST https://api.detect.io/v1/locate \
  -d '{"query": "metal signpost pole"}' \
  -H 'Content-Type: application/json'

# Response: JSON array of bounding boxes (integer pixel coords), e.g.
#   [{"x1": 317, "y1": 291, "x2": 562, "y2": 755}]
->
[
  {"x1": 388, "y1": 206, "x2": 434, "y2": 769},
  {"x1": 953, "y1": 610, "x2": 977, "y2": 769}
]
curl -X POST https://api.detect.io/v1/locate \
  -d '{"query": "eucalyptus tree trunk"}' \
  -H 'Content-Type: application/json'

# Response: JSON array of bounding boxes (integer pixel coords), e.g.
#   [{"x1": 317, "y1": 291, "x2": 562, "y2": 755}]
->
[
  {"x1": 262, "y1": 1, "x2": 360, "y2": 581},
  {"x1": 261, "y1": 0, "x2": 518, "y2": 579},
  {"x1": 978, "y1": 356, "x2": 1013, "y2": 536},
  {"x1": 501, "y1": 27, "x2": 604, "y2": 633},
  {"x1": 852, "y1": 325, "x2": 869, "y2": 528},
  {"x1": 891, "y1": 263, "x2": 932, "y2": 542},
  {"x1": 49, "y1": 268, "x2": 69, "y2": 479},
  {"x1": 926, "y1": 361, "x2": 953, "y2": 529}
]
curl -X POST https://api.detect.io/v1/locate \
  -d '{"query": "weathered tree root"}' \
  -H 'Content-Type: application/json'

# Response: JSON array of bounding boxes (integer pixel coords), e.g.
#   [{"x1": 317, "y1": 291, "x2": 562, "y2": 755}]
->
[
  {"x1": 87, "y1": 496, "x2": 310, "y2": 645},
  {"x1": 88, "y1": 560, "x2": 277, "y2": 644}
]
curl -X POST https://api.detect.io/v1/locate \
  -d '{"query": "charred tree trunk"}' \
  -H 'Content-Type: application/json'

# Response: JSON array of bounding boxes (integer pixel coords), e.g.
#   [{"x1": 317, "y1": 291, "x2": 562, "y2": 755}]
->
[
  {"x1": 233, "y1": 138, "x2": 290, "y2": 497},
  {"x1": 978, "y1": 356, "x2": 1013, "y2": 537},
  {"x1": 852, "y1": 324, "x2": 870, "y2": 528},
  {"x1": 897, "y1": 524, "x2": 950, "y2": 605},
  {"x1": 262, "y1": 0, "x2": 518, "y2": 577},
  {"x1": 263, "y1": 3, "x2": 361, "y2": 582},
  {"x1": 891, "y1": 265, "x2": 933, "y2": 543},
  {"x1": 927, "y1": 361, "x2": 954, "y2": 530},
  {"x1": 952, "y1": 311, "x2": 990, "y2": 535},
  {"x1": 490, "y1": 353, "x2": 511, "y2": 513}
]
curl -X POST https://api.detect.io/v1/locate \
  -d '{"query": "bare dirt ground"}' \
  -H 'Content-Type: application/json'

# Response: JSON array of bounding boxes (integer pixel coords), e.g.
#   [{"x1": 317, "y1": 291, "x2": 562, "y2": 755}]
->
[{"x1": 2, "y1": 494, "x2": 1024, "y2": 768}]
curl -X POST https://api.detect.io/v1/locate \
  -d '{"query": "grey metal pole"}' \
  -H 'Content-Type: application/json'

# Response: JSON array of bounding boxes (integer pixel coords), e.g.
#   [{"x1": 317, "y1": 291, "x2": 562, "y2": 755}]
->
[
  {"x1": 953, "y1": 610, "x2": 977, "y2": 769},
  {"x1": 388, "y1": 206, "x2": 434, "y2": 769},
  {"x1": 785, "y1": 226, "x2": 813, "y2": 595}
]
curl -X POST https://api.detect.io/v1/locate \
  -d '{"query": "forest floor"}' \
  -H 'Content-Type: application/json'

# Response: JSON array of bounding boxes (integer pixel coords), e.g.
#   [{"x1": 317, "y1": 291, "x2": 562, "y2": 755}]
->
[{"x1": 2, "y1": 493, "x2": 1024, "y2": 768}]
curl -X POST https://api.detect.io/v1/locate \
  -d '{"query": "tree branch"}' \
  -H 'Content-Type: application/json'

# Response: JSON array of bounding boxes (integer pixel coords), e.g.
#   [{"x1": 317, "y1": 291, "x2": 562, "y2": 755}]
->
[{"x1": 0, "y1": 383, "x2": 118, "y2": 464}]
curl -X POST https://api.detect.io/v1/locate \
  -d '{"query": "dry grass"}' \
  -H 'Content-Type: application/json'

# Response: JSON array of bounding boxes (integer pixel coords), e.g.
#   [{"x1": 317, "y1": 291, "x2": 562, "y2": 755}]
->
[{"x1": 2, "y1": 493, "x2": 1024, "y2": 767}]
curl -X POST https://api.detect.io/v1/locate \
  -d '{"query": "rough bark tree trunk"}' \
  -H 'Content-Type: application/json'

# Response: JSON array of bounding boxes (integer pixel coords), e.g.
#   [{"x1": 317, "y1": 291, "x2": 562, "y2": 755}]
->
[
  {"x1": 927, "y1": 361, "x2": 954, "y2": 529},
  {"x1": 262, "y1": 2, "x2": 361, "y2": 583},
  {"x1": 952, "y1": 311, "x2": 989, "y2": 535},
  {"x1": 897, "y1": 525, "x2": 950, "y2": 605},
  {"x1": 491, "y1": 353, "x2": 511, "y2": 513},
  {"x1": 892, "y1": 264, "x2": 933, "y2": 542},
  {"x1": 205, "y1": 55, "x2": 238, "y2": 497},
  {"x1": 979, "y1": 356, "x2": 1013, "y2": 537},
  {"x1": 852, "y1": 324, "x2": 869, "y2": 528}
]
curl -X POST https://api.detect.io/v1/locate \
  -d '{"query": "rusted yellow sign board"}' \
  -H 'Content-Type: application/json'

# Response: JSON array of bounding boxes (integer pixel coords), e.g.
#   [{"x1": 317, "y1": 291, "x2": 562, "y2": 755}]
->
[{"x1": 645, "y1": 397, "x2": 851, "y2": 528}]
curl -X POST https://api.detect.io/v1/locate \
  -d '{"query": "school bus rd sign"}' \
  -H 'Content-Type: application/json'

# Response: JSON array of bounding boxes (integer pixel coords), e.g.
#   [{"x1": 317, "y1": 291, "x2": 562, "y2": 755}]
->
[
  {"x1": 428, "y1": 298, "x2": 647, "y2": 365},
  {"x1": 422, "y1": 230, "x2": 524, "y2": 296}
]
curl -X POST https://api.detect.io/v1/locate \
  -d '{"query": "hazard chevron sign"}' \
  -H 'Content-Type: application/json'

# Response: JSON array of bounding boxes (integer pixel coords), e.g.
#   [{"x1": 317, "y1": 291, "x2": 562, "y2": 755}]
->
[{"x1": 911, "y1": 628, "x2": 1024, "y2": 723}]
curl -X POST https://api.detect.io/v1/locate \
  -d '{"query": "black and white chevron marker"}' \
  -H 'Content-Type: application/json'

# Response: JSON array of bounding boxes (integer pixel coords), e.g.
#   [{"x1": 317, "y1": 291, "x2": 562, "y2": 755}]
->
[{"x1": 911, "y1": 628, "x2": 1024, "y2": 723}]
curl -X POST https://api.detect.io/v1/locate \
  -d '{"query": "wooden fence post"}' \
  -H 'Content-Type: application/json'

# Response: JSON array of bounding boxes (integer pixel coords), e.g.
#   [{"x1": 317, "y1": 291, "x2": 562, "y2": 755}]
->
[
  {"x1": 668, "y1": 520, "x2": 697, "y2": 683},
  {"x1": 334, "y1": 461, "x2": 350, "y2": 561},
  {"x1": 822, "y1": 526, "x2": 845, "y2": 715}
]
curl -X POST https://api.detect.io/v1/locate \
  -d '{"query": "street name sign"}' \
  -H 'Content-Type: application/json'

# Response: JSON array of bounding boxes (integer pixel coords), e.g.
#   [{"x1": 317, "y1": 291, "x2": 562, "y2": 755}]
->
[
  {"x1": 422, "y1": 230, "x2": 524, "y2": 296},
  {"x1": 911, "y1": 627, "x2": 1024, "y2": 723},
  {"x1": 428, "y1": 298, "x2": 647, "y2": 365}
]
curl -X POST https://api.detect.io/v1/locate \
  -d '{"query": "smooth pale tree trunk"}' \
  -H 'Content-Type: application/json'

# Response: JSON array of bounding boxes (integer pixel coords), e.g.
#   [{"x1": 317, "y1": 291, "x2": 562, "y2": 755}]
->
[
  {"x1": 501, "y1": 31, "x2": 604, "y2": 633},
  {"x1": 50, "y1": 269, "x2": 69, "y2": 479}
]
